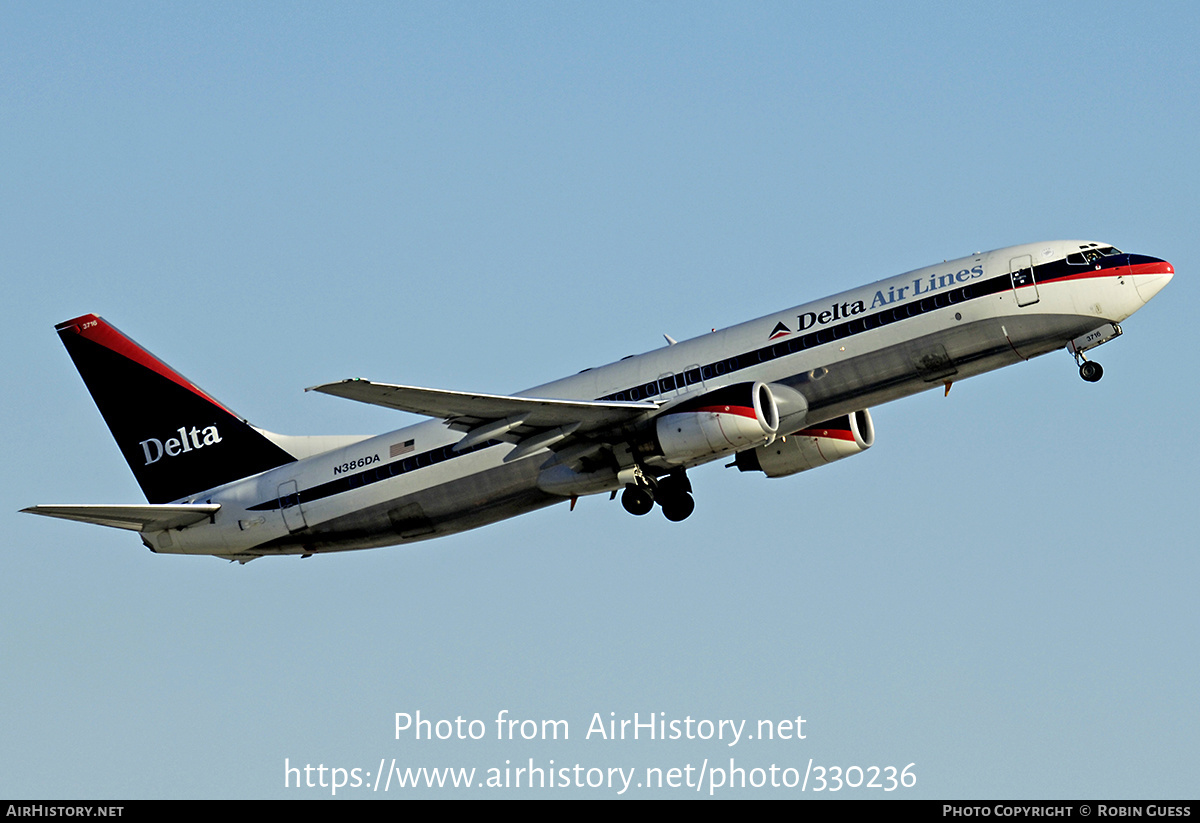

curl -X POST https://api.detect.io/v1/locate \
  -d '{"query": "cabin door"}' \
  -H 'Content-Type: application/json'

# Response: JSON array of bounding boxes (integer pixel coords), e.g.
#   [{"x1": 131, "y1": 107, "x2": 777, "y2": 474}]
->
[
  {"x1": 1009, "y1": 254, "x2": 1040, "y2": 307},
  {"x1": 278, "y1": 480, "x2": 309, "y2": 533}
]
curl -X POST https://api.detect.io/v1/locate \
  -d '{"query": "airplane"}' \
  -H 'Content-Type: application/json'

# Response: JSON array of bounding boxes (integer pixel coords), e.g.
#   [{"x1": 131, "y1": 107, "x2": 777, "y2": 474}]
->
[{"x1": 23, "y1": 240, "x2": 1173, "y2": 563}]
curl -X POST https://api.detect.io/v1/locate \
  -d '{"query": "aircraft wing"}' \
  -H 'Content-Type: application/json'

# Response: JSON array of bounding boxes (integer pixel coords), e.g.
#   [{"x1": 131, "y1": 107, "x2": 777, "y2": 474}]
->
[
  {"x1": 307, "y1": 379, "x2": 661, "y2": 459},
  {"x1": 307, "y1": 379, "x2": 658, "y2": 428},
  {"x1": 21, "y1": 504, "x2": 220, "y2": 532}
]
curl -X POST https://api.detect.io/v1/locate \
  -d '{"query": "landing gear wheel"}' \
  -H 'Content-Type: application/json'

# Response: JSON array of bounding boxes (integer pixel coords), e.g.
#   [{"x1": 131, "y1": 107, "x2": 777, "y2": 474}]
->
[
  {"x1": 654, "y1": 470, "x2": 692, "y2": 498},
  {"x1": 660, "y1": 492, "x2": 695, "y2": 522},
  {"x1": 621, "y1": 485, "x2": 654, "y2": 516},
  {"x1": 1079, "y1": 361, "x2": 1104, "y2": 382}
]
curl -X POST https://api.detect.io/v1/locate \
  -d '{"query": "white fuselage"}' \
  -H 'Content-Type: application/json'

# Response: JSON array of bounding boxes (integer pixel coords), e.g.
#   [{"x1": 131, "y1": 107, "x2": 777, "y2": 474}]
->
[{"x1": 151, "y1": 241, "x2": 1172, "y2": 559}]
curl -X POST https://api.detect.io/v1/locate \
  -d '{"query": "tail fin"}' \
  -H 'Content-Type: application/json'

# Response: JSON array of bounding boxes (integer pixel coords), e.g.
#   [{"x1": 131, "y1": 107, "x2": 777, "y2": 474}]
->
[{"x1": 55, "y1": 314, "x2": 296, "y2": 503}]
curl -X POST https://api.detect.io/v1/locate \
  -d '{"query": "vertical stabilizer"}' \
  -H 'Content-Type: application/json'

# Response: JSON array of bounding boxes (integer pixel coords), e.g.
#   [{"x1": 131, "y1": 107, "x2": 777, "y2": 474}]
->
[{"x1": 55, "y1": 314, "x2": 296, "y2": 503}]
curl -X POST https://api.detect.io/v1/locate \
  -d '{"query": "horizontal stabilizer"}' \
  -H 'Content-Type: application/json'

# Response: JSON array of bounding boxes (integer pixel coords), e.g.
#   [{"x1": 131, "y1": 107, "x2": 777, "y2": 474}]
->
[
  {"x1": 21, "y1": 504, "x2": 220, "y2": 532},
  {"x1": 307, "y1": 379, "x2": 658, "y2": 429}
]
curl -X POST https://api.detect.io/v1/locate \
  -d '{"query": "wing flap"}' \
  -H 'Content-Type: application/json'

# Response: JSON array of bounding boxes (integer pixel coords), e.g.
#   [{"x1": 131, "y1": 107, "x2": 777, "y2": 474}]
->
[{"x1": 21, "y1": 504, "x2": 220, "y2": 532}]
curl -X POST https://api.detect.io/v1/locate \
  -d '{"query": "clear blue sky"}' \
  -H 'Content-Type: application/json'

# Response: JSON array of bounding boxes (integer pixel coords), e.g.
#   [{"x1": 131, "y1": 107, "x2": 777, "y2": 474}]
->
[{"x1": 3, "y1": 1, "x2": 1197, "y2": 798}]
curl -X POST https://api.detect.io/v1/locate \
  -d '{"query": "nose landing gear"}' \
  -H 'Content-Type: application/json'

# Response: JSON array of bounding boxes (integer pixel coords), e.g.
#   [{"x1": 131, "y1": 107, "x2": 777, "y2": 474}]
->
[
  {"x1": 1071, "y1": 346, "x2": 1104, "y2": 382},
  {"x1": 1068, "y1": 322, "x2": 1121, "y2": 383}
]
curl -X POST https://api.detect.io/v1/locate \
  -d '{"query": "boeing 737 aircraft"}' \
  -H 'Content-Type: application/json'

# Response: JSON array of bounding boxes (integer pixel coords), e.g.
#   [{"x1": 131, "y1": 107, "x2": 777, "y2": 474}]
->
[{"x1": 24, "y1": 241, "x2": 1173, "y2": 562}]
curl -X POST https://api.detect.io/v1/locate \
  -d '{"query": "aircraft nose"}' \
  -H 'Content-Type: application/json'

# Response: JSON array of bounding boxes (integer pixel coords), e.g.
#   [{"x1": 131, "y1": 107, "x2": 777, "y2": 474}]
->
[{"x1": 1126, "y1": 254, "x2": 1174, "y2": 304}]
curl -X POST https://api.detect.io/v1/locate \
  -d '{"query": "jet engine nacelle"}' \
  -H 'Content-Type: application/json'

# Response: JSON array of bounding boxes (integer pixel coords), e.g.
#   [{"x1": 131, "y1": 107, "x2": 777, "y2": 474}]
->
[
  {"x1": 733, "y1": 409, "x2": 875, "y2": 477},
  {"x1": 655, "y1": 381, "x2": 783, "y2": 466}
]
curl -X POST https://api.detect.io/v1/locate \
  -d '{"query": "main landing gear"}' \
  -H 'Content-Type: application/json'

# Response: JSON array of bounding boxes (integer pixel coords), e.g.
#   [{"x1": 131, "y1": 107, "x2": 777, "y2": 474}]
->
[{"x1": 620, "y1": 469, "x2": 695, "y2": 522}]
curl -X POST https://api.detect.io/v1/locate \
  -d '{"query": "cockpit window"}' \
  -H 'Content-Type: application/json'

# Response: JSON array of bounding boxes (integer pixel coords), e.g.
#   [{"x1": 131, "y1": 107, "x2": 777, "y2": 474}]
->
[{"x1": 1067, "y1": 245, "x2": 1122, "y2": 265}]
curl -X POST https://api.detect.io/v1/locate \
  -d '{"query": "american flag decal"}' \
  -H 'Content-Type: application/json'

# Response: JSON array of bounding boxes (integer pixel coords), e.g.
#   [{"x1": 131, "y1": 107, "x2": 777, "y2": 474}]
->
[{"x1": 390, "y1": 439, "x2": 415, "y2": 458}]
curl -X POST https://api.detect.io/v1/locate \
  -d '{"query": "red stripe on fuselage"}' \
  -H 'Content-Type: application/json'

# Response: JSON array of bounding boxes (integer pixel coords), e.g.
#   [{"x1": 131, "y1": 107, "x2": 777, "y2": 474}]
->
[
  {"x1": 1042, "y1": 259, "x2": 1172, "y2": 285},
  {"x1": 1042, "y1": 268, "x2": 1129, "y2": 284},
  {"x1": 1129, "y1": 260, "x2": 1174, "y2": 276}
]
